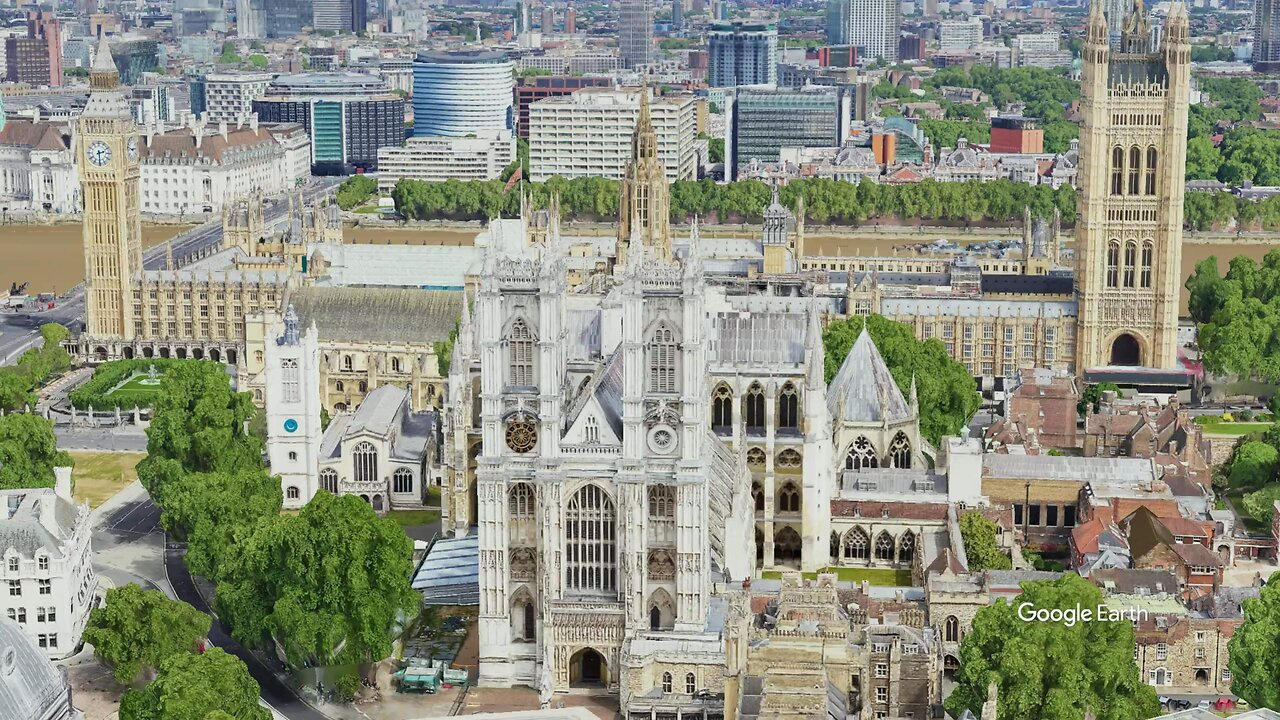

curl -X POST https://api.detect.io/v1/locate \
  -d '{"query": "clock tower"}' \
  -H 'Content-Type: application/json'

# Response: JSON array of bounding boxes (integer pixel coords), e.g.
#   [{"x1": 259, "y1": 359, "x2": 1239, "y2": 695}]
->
[{"x1": 78, "y1": 35, "x2": 142, "y2": 347}]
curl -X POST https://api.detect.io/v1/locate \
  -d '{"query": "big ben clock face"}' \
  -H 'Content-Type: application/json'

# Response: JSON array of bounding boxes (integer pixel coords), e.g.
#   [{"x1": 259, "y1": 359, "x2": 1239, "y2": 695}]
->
[
  {"x1": 87, "y1": 141, "x2": 112, "y2": 167},
  {"x1": 127, "y1": 137, "x2": 138, "y2": 161}
]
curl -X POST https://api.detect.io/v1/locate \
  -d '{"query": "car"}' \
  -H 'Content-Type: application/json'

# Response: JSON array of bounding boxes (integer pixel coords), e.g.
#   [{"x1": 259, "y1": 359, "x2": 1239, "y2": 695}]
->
[{"x1": 1197, "y1": 700, "x2": 1212, "y2": 710}]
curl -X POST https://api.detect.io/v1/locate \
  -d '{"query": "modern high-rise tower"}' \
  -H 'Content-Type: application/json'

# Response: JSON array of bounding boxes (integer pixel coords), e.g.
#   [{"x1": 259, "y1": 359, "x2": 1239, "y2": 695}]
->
[
  {"x1": 707, "y1": 20, "x2": 778, "y2": 87},
  {"x1": 1075, "y1": 0, "x2": 1190, "y2": 369},
  {"x1": 618, "y1": 0, "x2": 655, "y2": 67},
  {"x1": 825, "y1": 0, "x2": 899, "y2": 62},
  {"x1": 1255, "y1": 0, "x2": 1280, "y2": 72},
  {"x1": 78, "y1": 36, "x2": 143, "y2": 343}
]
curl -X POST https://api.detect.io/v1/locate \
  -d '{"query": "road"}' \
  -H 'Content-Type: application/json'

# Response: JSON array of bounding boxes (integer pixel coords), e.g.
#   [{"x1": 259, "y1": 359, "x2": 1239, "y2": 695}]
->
[
  {"x1": 0, "y1": 178, "x2": 342, "y2": 367},
  {"x1": 94, "y1": 493, "x2": 329, "y2": 720}
]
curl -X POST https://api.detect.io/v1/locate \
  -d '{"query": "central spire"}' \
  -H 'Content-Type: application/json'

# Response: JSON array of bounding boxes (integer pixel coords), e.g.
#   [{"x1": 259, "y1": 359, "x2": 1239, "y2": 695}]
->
[{"x1": 614, "y1": 82, "x2": 672, "y2": 270}]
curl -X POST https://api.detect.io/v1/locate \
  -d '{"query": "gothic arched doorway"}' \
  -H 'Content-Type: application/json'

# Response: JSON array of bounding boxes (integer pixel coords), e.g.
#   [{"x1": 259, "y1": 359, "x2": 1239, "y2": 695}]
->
[
  {"x1": 1110, "y1": 333, "x2": 1141, "y2": 366},
  {"x1": 943, "y1": 655, "x2": 959, "y2": 680},
  {"x1": 569, "y1": 647, "x2": 607, "y2": 687},
  {"x1": 123, "y1": 347, "x2": 135, "y2": 360}
]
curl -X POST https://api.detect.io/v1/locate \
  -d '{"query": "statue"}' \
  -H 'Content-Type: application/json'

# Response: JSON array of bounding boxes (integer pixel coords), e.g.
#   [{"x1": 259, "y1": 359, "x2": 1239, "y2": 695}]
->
[{"x1": 147, "y1": 364, "x2": 158, "y2": 381}]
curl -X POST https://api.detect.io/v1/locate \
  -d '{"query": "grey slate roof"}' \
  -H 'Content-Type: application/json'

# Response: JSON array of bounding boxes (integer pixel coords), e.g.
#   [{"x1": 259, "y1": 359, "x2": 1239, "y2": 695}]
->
[
  {"x1": 826, "y1": 328, "x2": 912, "y2": 424},
  {"x1": 592, "y1": 352, "x2": 625, "y2": 440},
  {"x1": 710, "y1": 311, "x2": 807, "y2": 365},
  {"x1": 325, "y1": 385, "x2": 436, "y2": 461},
  {"x1": 0, "y1": 617, "x2": 70, "y2": 720},
  {"x1": 0, "y1": 490, "x2": 79, "y2": 560},
  {"x1": 982, "y1": 454, "x2": 1154, "y2": 483},
  {"x1": 288, "y1": 286, "x2": 462, "y2": 344}
]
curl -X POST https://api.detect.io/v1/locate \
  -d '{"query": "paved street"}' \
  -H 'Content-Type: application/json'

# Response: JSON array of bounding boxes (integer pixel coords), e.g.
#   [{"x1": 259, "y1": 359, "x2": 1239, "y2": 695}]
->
[{"x1": 55, "y1": 427, "x2": 149, "y2": 452}]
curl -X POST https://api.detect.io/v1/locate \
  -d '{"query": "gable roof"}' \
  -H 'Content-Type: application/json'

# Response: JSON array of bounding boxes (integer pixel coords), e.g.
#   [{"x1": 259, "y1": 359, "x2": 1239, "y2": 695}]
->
[
  {"x1": 826, "y1": 328, "x2": 912, "y2": 425},
  {"x1": 0, "y1": 121, "x2": 69, "y2": 152}
]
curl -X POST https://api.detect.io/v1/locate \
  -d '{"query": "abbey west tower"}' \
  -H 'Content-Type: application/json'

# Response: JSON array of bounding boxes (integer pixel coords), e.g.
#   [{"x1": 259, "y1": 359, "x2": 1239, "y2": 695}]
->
[
  {"x1": 79, "y1": 36, "x2": 143, "y2": 342},
  {"x1": 1075, "y1": 0, "x2": 1191, "y2": 369}
]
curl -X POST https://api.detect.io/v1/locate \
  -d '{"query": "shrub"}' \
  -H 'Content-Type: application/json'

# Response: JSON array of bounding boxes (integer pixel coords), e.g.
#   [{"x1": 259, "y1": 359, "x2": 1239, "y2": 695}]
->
[
  {"x1": 1239, "y1": 409, "x2": 1255, "y2": 421},
  {"x1": 334, "y1": 675, "x2": 360, "y2": 703},
  {"x1": 1223, "y1": 412, "x2": 1236, "y2": 423}
]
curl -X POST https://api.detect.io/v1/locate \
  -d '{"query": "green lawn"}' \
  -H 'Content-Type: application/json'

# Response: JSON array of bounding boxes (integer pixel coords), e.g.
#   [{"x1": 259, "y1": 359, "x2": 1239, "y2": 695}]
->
[
  {"x1": 386, "y1": 509, "x2": 440, "y2": 527},
  {"x1": 108, "y1": 373, "x2": 164, "y2": 397},
  {"x1": 761, "y1": 566, "x2": 913, "y2": 586},
  {"x1": 67, "y1": 451, "x2": 145, "y2": 509},
  {"x1": 1198, "y1": 422, "x2": 1272, "y2": 437}
]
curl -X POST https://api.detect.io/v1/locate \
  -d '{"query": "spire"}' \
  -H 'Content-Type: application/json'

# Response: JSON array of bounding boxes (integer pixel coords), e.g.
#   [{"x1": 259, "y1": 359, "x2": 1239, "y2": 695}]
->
[
  {"x1": 631, "y1": 82, "x2": 658, "y2": 161},
  {"x1": 165, "y1": 240, "x2": 174, "y2": 270},
  {"x1": 805, "y1": 303, "x2": 825, "y2": 390},
  {"x1": 1086, "y1": 0, "x2": 1109, "y2": 46},
  {"x1": 909, "y1": 373, "x2": 919, "y2": 414},
  {"x1": 89, "y1": 34, "x2": 120, "y2": 91}
]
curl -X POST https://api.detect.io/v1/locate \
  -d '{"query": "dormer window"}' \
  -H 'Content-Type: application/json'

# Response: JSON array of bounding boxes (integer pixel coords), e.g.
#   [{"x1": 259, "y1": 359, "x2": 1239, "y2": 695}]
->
[
  {"x1": 6, "y1": 558, "x2": 16, "y2": 573},
  {"x1": 37, "y1": 556, "x2": 48, "y2": 571}
]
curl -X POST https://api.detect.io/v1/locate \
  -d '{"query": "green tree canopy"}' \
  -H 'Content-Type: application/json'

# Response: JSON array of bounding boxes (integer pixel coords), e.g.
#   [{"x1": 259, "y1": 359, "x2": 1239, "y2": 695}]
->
[
  {"x1": 119, "y1": 648, "x2": 269, "y2": 720},
  {"x1": 959, "y1": 512, "x2": 1012, "y2": 571},
  {"x1": 336, "y1": 175, "x2": 377, "y2": 210},
  {"x1": 0, "y1": 414, "x2": 73, "y2": 490},
  {"x1": 1228, "y1": 570, "x2": 1280, "y2": 711},
  {"x1": 1228, "y1": 441, "x2": 1279, "y2": 490},
  {"x1": 1077, "y1": 382, "x2": 1121, "y2": 416},
  {"x1": 1188, "y1": 249, "x2": 1280, "y2": 381},
  {"x1": 84, "y1": 585, "x2": 211, "y2": 684},
  {"x1": 822, "y1": 314, "x2": 980, "y2": 444},
  {"x1": 944, "y1": 574, "x2": 1159, "y2": 720},
  {"x1": 216, "y1": 492, "x2": 417, "y2": 666},
  {"x1": 136, "y1": 362, "x2": 261, "y2": 496},
  {"x1": 157, "y1": 469, "x2": 282, "y2": 580}
]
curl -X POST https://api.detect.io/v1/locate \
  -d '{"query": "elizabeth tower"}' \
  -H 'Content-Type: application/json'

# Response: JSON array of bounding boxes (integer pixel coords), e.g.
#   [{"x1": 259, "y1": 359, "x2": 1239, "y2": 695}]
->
[
  {"x1": 78, "y1": 35, "x2": 142, "y2": 344},
  {"x1": 1075, "y1": 0, "x2": 1190, "y2": 369}
]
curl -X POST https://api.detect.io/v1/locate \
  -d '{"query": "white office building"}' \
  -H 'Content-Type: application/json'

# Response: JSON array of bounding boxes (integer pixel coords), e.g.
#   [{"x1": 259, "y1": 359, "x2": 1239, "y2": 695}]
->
[
  {"x1": 528, "y1": 87, "x2": 697, "y2": 182},
  {"x1": 1013, "y1": 31, "x2": 1074, "y2": 68},
  {"x1": 138, "y1": 117, "x2": 310, "y2": 216},
  {"x1": 0, "y1": 469, "x2": 98, "y2": 661},
  {"x1": 376, "y1": 131, "x2": 516, "y2": 191},
  {"x1": 200, "y1": 72, "x2": 274, "y2": 122},
  {"x1": 0, "y1": 119, "x2": 78, "y2": 214},
  {"x1": 940, "y1": 17, "x2": 984, "y2": 50}
]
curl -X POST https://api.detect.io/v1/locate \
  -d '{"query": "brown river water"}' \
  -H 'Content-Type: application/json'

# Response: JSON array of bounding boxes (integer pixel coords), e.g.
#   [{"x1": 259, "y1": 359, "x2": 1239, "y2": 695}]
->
[{"x1": 0, "y1": 222, "x2": 1268, "y2": 314}]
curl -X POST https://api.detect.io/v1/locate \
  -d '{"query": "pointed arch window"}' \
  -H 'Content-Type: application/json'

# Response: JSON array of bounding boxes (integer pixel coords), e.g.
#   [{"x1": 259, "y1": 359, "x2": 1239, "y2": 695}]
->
[
  {"x1": 889, "y1": 432, "x2": 912, "y2": 469},
  {"x1": 320, "y1": 468, "x2": 338, "y2": 494},
  {"x1": 744, "y1": 383, "x2": 766, "y2": 433},
  {"x1": 565, "y1": 484, "x2": 616, "y2": 593},
  {"x1": 874, "y1": 532, "x2": 895, "y2": 561},
  {"x1": 648, "y1": 485, "x2": 675, "y2": 519},
  {"x1": 391, "y1": 356, "x2": 402, "y2": 373},
  {"x1": 1128, "y1": 146, "x2": 1141, "y2": 195},
  {"x1": 1123, "y1": 241, "x2": 1137, "y2": 288},
  {"x1": 648, "y1": 323, "x2": 677, "y2": 394},
  {"x1": 685, "y1": 673, "x2": 696, "y2": 694},
  {"x1": 845, "y1": 436, "x2": 878, "y2": 471},
  {"x1": 777, "y1": 448, "x2": 802, "y2": 468},
  {"x1": 711, "y1": 385, "x2": 733, "y2": 429},
  {"x1": 342, "y1": 355, "x2": 353, "y2": 371},
  {"x1": 508, "y1": 318, "x2": 535, "y2": 386},
  {"x1": 1106, "y1": 241, "x2": 1120, "y2": 288},
  {"x1": 1140, "y1": 241, "x2": 1154, "y2": 288},
  {"x1": 752, "y1": 482, "x2": 765, "y2": 511},
  {"x1": 945, "y1": 615, "x2": 959, "y2": 642},
  {"x1": 662, "y1": 672, "x2": 673, "y2": 693},
  {"x1": 778, "y1": 482, "x2": 800, "y2": 513},
  {"x1": 353, "y1": 442, "x2": 377, "y2": 484},
  {"x1": 585, "y1": 416, "x2": 600, "y2": 443},
  {"x1": 746, "y1": 447, "x2": 766, "y2": 466},
  {"x1": 843, "y1": 527, "x2": 870, "y2": 560},
  {"x1": 393, "y1": 468, "x2": 413, "y2": 493},
  {"x1": 899, "y1": 530, "x2": 916, "y2": 564},
  {"x1": 509, "y1": 482, "x2": 535, "y2": 518},
  {"x1": 778, "y1": 382, "x2": 799, "y2": 431},
  {"x1": 1145, "y1": 146, "x2": 1157, "y2": 195},
  {"x1": 1111, "y1": 146, "x2": 1124, "y2": 195}
]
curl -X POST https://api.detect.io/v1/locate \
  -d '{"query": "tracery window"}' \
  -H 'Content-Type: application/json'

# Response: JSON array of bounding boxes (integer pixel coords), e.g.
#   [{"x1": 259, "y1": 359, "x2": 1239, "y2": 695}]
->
[
  {"x1": 889, "y1": 432, "x2": 911, "y2": 469},
  {"x1": 648, "y1": 485, "x2": 675, "y2": 518},
  {"x1": 1140, "y1": 241, "x2": 1153, "y2": 288},
  {"x1": 778, "y1": 483, "x2": 800, "y2": 513},
  {"x1": 1124, "y1": 241, "x2": 1137, "y2": 288},
  {"x1": 1145, "y1": 147, "x2": 1157, "y2": 195},
  {"x1": 509, "y1": 483, "x2": 535, "y2": 517},
  {"x1": 745, "y1": 383, "x2": 765, "y2": 432},
  {"x1": 1111, "y1": 147, "x2": 1124, "y2": 195},
  {"x1": 393, "y1": 468, "x2": 413, "y2": 493},
  {"x1": 565, "y1": 484, "x2": 616, "y2": 593},
  {"x1": 353, "y1": 442, "x2": 377, "y2": 484},
  {"x1": 746, "y1": 447, "x2": 766, "y2": 466},
  {"x1": 900, "y1": 530, "x2": 916, "y2": 564},
  {"x1": 752, "y1": 482, "x2": 764, "y2": 511},
  {"x1": 778, "y1": 382, "x2": 799, "y2": 430},
  {"x1": 777, "y1": 448, "x2": 802, "y2": 468},
  {"x1": 648, "y1": 323, "x2": 677, "y2": 393},
  {"x1": 844, "y1": 527, "x2": 870, "y2": 560},
  {"x1": 585, "y1": 416, "x2": 599, "y2": 443},
  {"x1": 1128, "y1": 146, "x2": 1141, "y2": 195},
  {"x1": 320, "y1": 468, "x2": 338, "y2": 493},
  {"x1": 281, "y1": 358, "x2": 299, "y2": 403},
  {"x1": 712, "y1": 385, "x2": 733, "y2": 428},
  {"x1": 874, "y1": 532, "x2": 895, "y2": 561},
  {"x1": 1106, "y1": 241, "x2": 1120, "y2": 288},
  {"x1": 845, "y1": 436, "x2": 878, "y2": 471},
  {"x1": 508, "y1": 318, "x2": 535, "y2": 386}
]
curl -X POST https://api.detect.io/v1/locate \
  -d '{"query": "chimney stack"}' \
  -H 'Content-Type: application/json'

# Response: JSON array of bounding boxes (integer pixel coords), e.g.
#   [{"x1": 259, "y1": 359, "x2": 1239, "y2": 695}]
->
[{"x1": 53, "y1": 466, "x2": 72, "y2": 501}]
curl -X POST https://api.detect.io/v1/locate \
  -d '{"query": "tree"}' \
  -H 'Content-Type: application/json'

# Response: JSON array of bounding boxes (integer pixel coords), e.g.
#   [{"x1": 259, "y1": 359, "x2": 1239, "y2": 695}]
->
[
  {"x1": 247, "y1": 54, "x2": 268, "y2": 69},
  {"x1": 119, "y1": 648, "x2": 269, "y2": 720},
  {"x1": 944, "y1": 574, "x2": 1159, "y2": 720},
  {"x1": 157, "y1": 469, "x2": 282, "y2": 581},
  {"x1": 335, "y1": 175, "x2": 377, "y2": 210},
  {"x1": 1228, "y1": 441, "x2": 1279, "y2": 489},
  {"x1": 1193, "y1": 250, "x2": 1280, "y2": 381},
  {"x1": 215, "y1": 493, "x2": 417, "y2": 666},
  {"x1": 1228, "y1": 570, "x2": 1280, "y2": 711},
  {"x1": 0, "y1": 370, "x2": 36, "y2": 413},
  {"x1": 823, "y1": 315, "x2": 980, "y2": 444},
  {"x1": 1242, "y1": 484, "x2": 1280, "y2": 524},
  {"x1": 84, "y1": 585, "x2": 211, "y2": 684},
  {"x1": 136, "y1": 362, "x2": 261, "y2": 496},
  {"x1": 1077, "y1": 382, "x2": 1122, "y2": 416},
  {"x1": 959, "y1": 512, "x2": 1012, "y2": 571},
  {"x1": 0, "y1": 414, "x2": 73, "y2": 490}
]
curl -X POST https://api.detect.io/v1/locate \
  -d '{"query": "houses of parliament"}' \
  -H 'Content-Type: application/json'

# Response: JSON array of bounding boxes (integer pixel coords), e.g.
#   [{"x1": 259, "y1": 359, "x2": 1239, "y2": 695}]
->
[{"x1": 75, "y1": 0, "x2": 1191, "y2": 397}]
